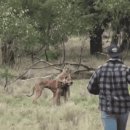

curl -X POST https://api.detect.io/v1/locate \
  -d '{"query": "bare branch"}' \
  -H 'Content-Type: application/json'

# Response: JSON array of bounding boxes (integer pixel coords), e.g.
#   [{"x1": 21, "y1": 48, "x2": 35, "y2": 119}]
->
[
  {"x1": 6, "y1": 59, "x2": 62, "y2": 86},
  {"x1": 73, "y1": 69, "x2": 94, "y2": 74},
  {"x1": 6, "y1": 57, "x2": 96, "y2": 87},
  {"x1": 64, "y1": 62, "x2": 96, "y2": 71},
  {"x1": 31, "y1": 61, "x2": 95, "y2": 71},
  {"x1": 19, "y1": 74, "x2": 54, "y2": 81}
]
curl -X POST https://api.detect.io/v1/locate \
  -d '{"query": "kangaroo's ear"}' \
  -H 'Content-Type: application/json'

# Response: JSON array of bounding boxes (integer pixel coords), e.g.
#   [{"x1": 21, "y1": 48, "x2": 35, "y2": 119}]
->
[
  {"x1": 63, "y1": 65, "x2": 67, "y2": 69},
  {"x1": 68, "y1": 69, "x2": 71, "y2": 74},
  {"x1": 62, "y1": 65, "x2": 67, "y2": 72},
  {"x1": 66, "y1": 65, "x2": 71, "y2": 73},
  {"x1": 62, "y1": 64, "x2": 71, "y2": 73}
]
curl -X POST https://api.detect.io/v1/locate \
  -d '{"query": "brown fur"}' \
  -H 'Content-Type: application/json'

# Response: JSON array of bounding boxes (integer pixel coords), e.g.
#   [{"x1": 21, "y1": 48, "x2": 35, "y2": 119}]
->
[
  {"x1": 55, "y1": 66, "x2": 73, "y2": 97},
  {"x1": 55, "y1": 66, "x2": 70, "y2": 81},
  {"x1": 27, "y1": 79, "x2": 71, "y2": 105}
]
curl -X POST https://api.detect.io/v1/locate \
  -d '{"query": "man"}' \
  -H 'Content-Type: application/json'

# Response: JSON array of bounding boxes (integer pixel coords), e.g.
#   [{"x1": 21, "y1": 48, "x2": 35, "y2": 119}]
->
[{"x1": 87, "y1": 44, "x2": 130, "y2": 130}]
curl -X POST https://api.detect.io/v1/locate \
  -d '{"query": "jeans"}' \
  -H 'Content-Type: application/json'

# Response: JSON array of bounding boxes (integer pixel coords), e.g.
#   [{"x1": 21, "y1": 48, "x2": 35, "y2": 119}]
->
[{"x1": 101, "y1": 111, "x2": 129, "y2": 130}]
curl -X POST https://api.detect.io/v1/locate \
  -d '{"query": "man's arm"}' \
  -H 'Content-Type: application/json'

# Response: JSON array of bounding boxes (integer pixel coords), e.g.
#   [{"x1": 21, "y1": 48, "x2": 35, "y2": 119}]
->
[
  {"x1": 87, "y1": 70, "x2": 99, "y2": 95},
  {"x1": 126, "y1": 68, "x2": 130, "y2": 83}
]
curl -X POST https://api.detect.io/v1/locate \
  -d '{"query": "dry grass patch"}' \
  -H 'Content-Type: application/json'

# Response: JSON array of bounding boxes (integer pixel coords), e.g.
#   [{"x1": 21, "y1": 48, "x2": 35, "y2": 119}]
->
[{"x1": 0, "y1": 79, "x2": 103, "y2": 130}]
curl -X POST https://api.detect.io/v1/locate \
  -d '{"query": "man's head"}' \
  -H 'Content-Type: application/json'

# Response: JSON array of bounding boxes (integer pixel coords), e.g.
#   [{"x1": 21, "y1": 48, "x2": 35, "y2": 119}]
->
[{"x1": 107, "y1": 44, "x2": 121, "y2": 58}]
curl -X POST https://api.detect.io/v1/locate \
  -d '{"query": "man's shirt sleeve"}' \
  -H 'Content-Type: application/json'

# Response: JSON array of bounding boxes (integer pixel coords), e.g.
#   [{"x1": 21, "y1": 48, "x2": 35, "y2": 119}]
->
[
  {"x1": 126, "y1": 68, "x2": 130, "y2": 83},
  {"x1": 87, "y1": 70, "x2": 99, "y2": 95}
]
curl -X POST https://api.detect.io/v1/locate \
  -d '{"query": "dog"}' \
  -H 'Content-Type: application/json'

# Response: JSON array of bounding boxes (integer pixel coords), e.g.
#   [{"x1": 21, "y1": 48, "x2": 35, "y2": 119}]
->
[{"x1": 27, "y1": 79, "x2": 72, "y2": 105}]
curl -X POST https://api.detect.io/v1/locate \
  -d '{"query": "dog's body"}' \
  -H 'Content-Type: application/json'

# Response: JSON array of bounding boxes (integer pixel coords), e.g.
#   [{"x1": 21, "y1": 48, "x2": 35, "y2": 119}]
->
[{"x1": 27, "y1": 79, "x2": 71, "y2": 105}]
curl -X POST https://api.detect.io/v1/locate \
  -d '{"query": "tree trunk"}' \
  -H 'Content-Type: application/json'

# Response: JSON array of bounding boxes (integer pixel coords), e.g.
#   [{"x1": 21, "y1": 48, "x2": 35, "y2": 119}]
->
[
  {"x1": 90, "y1": 26, "x2": 104, "y2": 55},
  {"x1": 44, "y1": 46, "x2": 49, "y2": 61},
  {"x1": 62, "y1": 41, "x2": 66, "y2": 64},
  {"x1": 1, "y1": 43, "x2": 15, "y2": 66},
  {"x1": 31, "y1": 51, "x2": 35, "y2": 63},
  {"x1": 77, "y1": 38, "x2": 85, "y2": 69},
  {"x1": 1, "y1": 44, "x2": 8, "y2": 65}
]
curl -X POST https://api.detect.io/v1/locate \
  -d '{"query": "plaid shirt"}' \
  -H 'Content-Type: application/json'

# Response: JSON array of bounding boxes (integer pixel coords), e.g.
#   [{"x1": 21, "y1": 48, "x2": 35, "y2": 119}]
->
[{"x1": 87, "y1": 58, "x2": 130, "y2": 114}]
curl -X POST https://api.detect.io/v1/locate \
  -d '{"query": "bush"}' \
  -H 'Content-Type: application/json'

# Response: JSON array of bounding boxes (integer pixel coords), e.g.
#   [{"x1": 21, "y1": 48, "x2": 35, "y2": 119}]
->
[{"x1": 41, "y1": 50, "x2": 60, "y2": 60}]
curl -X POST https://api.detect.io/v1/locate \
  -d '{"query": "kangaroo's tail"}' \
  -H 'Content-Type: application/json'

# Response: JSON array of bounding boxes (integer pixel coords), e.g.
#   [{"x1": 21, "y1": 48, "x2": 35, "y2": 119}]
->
[{"x1": 26, "y1": 86, "x2": 35, "y2": 97}]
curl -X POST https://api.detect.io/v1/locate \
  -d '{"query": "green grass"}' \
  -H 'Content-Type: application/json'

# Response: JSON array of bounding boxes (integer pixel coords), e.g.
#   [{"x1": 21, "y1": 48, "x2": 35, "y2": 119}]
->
[{"x1": 0, "y1": 79, "x2": 103, "y2": 130}]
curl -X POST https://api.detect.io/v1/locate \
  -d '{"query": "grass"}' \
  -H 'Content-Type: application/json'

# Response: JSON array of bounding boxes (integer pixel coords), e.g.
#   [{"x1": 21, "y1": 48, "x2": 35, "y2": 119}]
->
[
  {"x1": 0, "y1": 59, "x2": 129, "y2": 130},
  {"x1": 0, "y1": 79, "x2": 103, "y2": 130},
  {"x1": 0, "y1": 36, "x2": 130, "y2": 130}
]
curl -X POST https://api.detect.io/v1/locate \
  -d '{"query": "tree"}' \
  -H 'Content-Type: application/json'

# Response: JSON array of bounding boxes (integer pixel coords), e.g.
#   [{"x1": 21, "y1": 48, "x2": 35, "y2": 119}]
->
[
  {"x1": 0, "y1": 0, "x2": 40, "y2": 65},
  {"x1": 95, "y1": 0, "x2": 130, "y2": 55}
]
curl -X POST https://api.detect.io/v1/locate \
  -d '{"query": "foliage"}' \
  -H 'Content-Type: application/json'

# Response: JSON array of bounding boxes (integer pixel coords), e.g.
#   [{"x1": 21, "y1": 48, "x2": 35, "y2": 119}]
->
[
  {"x1": 41, "y1": 50, "x2": 60, "y2": 60},
  {"x1": 0, "y1": 0, "x2": 130, "y2": 59},
  {"x1": 95, "y1": 0, "x2": 130, "y2": 32},
  {"x1": 0, "y1": 0, "x2": 40, "y2": 54}
]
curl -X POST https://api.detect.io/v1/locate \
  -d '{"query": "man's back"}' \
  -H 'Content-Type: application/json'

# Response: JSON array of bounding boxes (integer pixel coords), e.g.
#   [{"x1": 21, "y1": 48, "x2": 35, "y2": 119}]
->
[
  {"x1": 88, "y1": 58, "x2": 130, "y2": 114},
  {"x1": 87, "y1": 44, "x2": 130, "y2": 130}
]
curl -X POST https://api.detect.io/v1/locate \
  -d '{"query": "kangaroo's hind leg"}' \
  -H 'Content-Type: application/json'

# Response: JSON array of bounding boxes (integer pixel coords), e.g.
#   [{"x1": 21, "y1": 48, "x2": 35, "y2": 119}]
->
[
  {"x1": 55, "y1": 88, "x2": 62, "y2": 105},
  {"x1": 33, "y1": 84, "x2": 43, "y2": 104}
]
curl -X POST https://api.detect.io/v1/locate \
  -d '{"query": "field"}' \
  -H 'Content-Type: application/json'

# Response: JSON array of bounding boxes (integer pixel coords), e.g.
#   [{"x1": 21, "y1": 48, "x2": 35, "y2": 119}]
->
[
  {"x1": 0, "y1": 78, "x2": 130, "y2": 130},
  {"x1": 0, "y1": 79, "x2": 102, "y2": 130},
  {"x1": 0, "y1": 37, "x2": 130, "y2": 130}
]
